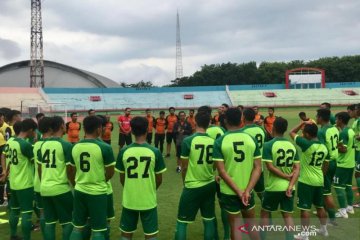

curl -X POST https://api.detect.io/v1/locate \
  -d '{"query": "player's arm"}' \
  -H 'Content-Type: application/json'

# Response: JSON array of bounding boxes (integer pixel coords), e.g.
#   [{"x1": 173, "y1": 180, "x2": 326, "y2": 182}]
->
[
  {"x1": 289, "y1": 122, "x2": 305, "y2": 139},
  {"x1": 287, "y1": 162, "x2": 300, "y2": 197},
  {"x1": 156, "y1": 173, "x2": 163, "y2": 189},
  {"x1": 243, "y1": 158, "x2": 262, "y2": 205},
  {"x1": 0, "y1": 152, "x2": 6, "y2": 182},
  {"x1": 105, "y1": 165, "x2": 114, "y2": 182},
  {"x1": 215, "y1": 161, "x2": 243, "y2": 198},
  {"x1": 67, "y1": 165, "x2": 76, "y2": 186},
  {"x1": 265, "y1": 162, "x2": 292, "y2": 180},
  {"x1": 322, "y1": 159, "x2": 330, "y2": 175},
  {"x1": 120, "y1": 173, "x2": 125, "y2": 186},
  {"x1": 181, "y1": 158, "x2": 189, "y2": 183}
]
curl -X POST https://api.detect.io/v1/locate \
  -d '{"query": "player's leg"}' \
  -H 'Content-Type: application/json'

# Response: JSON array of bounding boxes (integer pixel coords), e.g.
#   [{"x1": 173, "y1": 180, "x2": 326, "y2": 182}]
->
[
  {"x1": 70, "y1": 190, "x2": 89, "y2": 240},
  {"x1": 254, "y1": 172, "x2": 265, "y2": 201},
  {"x1": 119, "y1": 133, "x2": 125, "y2": 149},
  {"x1": 88, "y1": 193, "x2": 108, "y2": 240},
  {"x1": 334, "y1": 167, "x2": 349, "y2": 218},
  {"x1": 323, "y1": 161, "x2": 337, "y2": 224},
  {"x1": 125, "y1": 133, "x2": 132, "y2": 146},
  {"x1": 159, "y1": 134, "x2": 165, "y2": 154},
  {"x1": 9, "y1": 189, "x2": 21, "y2": 239},
  {"x1": 154, "y1": 134, "x2": 159, "y2": 149},
  {"x1": 199, "y1": 182, "x2": 217, "y2": 240},
  {"x1": 314, "y1": 186, "x2": 328, "y2": 237},
  {"x1": 18, "y1": 187, "x2": 34, "y2": 240},
  {"x1": 295, "y1": 182, "x2": 314, "y2": 240},
  {"x1": 34, "y1": 192, "x2": 46, "y2": 238},
  {"x1": 260, "y1": 191, "x2": 280, "y2": 239},
  {"x1": 241, "y1": 207, "x2": 259, "y2": 240},
  {"x1": 280, "y1": 191, "x2": 295, "y2": 240},
  {"x1": 106, "y1": 193, "x2": 115, "y2": 240},
  {"x1": 176, "y1": 144, "x2": 181, "y2": 173},
  {"x1": 120, "y1": 207, "x2": 138, "y2": 240},
  {"x1": 141, "y1": 207, "x2": 159, "y2": 239},
  {"x1": 216, "y1": 184, "x2": 230, "y2": 240},
  {"x1": 42, "y1": 196, "x2": 58, "y2": 240},
  {"x1": 354, "y1": 151, "x2": 360, "y2": 207},
  {"x1": 344, "y1": 168, "x2": 355, "y2": 213},
  {"x1": 175, "y1": 187, "x2": 200, "y2": 239},
  {"x1": 165, "y1": 132, "x2": 172, "y2": 157},
  {"x1": 146, "y1": 132, "x2": 152, "y2": 144},
  {"x1": 54, "y1": 191, "x2": 74, "y2": 240}
]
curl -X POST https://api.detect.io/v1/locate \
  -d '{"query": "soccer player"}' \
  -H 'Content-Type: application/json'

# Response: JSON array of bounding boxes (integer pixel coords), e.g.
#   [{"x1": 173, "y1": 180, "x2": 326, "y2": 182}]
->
[
  {"x1": 173, "y1": 111, "x2": 192, "y2": 173},
  {"x1": 263, "y1": 107, "x2": 276, "y2": 140},
  {"x1": 333, "y1": 112, "x2": 356, "y2": 218},
  {"x1": 165, "y1": 107, "x2": 178, "y2": 157},
  {"x1": 298, "y1": 112, "x2": 316, "y2": 128},
  {"x1": 290, "y1": 122, "x2": 329, "y2": 239},
  {"x1": 261, "y1": 117, "x2": 300, "y2": 240},
  {"x1": 154, "y1": 111, "x2": 166, "y2": 154},
  {"x1": 38, "y1": 116, "x2": 74, "y2": 240},
  {"x1": 186, "y1": 109, "x2": 196, "y2": 133},
  {"x1": 145, "y1": 109, "x2": 155, "y2": 144},
  {"x1": 175, "y1": 111, "x2": 217, "y2": 240},
  {"x1": 218, "y1": 103, "x2": 229, "y2": 130},
  {"x1": 69, "y1": 116, "x2": 115, "y2": 240},
  {"x1": 253, "y1": 106, "x2": 264, "y2": 126},
  {"x1": 320, "y1": 102, "x2": 336, "y2": 125},
  {"x1": 7, "y1": 110, "x2": 22, "y2": 138},
  {"x1": 101, "y1": 115, "x2": 114, "y2": 145},
  {"x1": 6, "y1": 118, "x2": 37, "y2": 240},
  {"x1": 118, "y1": 108, "x2": 132, "y2": 149},
  {"x1": 213, "y1": 108, "x2": 262, "y2": 240},
  {"x1": 66, "y1": 112, "x2": 81, "y2": 144},
  {"x1": 32, "y1": 117, "x2": 53, "y2": 239},
  {"x1": 0, "y1": 112, "x2": 7, "y2": 206},
  {"x1": 88, "y1": 109, "x2": 96, "y2": 116},
  {"x1": 316, "y1": 108, "x2": 339, "y2": 225},
  {"x1": 349, "y1": 104, "x2": 360, "y2": 207},
  {"x1": 116, "y1": 116, "x2": 166, "y2": 240},
  {"x1": 241, "y1": 108, "x2": 267, "y2": 200}
]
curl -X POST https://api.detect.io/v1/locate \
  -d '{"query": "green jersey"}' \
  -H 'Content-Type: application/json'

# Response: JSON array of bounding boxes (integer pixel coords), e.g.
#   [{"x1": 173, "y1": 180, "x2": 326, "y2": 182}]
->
[
  {"x1": 330, "y1": 114, "x2": 336, "y2": 125},
  {"x1": 116, "y1": 143, "x2": 166, "y2": 210},
  {"x1": 5, "y1": 138, "x2": 34, "y2": 190},
  {"x1": 38, "y1": 137, "x2": 73, "y2": 196},
  {"x1": 213, "y1": 130, "x2": 261, "y2": 195},
  {"x1": 338, "y1": 127, "x2": 355, "y2": 168},
  {"x1": 181, "y1": 133, "x2": 215, "y2": 188},
  {"x1": 33, "y1": 140, "x2": 44, "y2": 193},
  {"x1": 206, "y1": 126, "x2": 225, "y2": 140},
  {"x1": 70, "y1": 139, "x2": 115, "y2": 195},
  {"x1": 262, "y1": 137, "x2": 299, "y2": 191},
  {"x1": 241, "y1": 124, "x2": 266, "y2": 171},
  {"x1": 295, "y1": 135, "x2": 328, "y2": 186},
  {"x1": 352, "y1": 118, "x2": 360, "y2": 151},
  {"x1": 318, "y1": 124, "x2": 339, "y2": 161}
]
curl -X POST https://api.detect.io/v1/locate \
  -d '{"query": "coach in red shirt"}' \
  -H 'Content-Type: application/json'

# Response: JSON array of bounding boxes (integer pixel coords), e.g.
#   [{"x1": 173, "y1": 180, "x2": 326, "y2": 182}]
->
[{"x1": 118, "y1": 107, "x2": 132, "y2": 149}]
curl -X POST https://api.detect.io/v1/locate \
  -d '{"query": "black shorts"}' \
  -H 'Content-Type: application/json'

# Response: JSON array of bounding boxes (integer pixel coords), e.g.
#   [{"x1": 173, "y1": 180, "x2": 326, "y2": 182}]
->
[
  {"x1": 146, "y1": 133, "x2": 153, "y2": 144},
  {"x1": 119, "y1": 133, "x2": 132, "y2": 146},
  {"x1": 166, "y1": 132, "x2": 175, "y2": 144}
]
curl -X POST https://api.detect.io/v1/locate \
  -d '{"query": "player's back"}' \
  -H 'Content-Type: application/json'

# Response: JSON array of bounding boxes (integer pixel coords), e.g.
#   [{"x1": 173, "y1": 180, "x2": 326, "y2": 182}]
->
[
  {"x1": 295, "y1": 135, "x2": 328, "y2": 186},
  {"x1": 116, "y1": 143, "x2": 166, "y2": 210},
  {"x1": 33, "y1": 139, "x2": 44, "y2": 194},
  {"x1": 6, "y1": 137, "x2": 34, "y2": 190},
  {"x1": 338, "y1": 127, "x2": 355, "y2": 168},
  {"x1": 241, "y1": 124, "x2": 266, "y2": 154},
  {"x1": 39, "y1": 137, "x2": 73, "y2": 196},
  {"x1": 352, "y1": 117, "x2": 360, "y2": 151},
  {"x1": 71, "y1": 138, "x2": 115, "y2": 195},
  {"x1": 181, "y1": 133, "x2": 215, "y2": 188},
  {"x1": 206, "y1": 125, "x2": 225, "y2": 140},
  {"x1": 318, "y1": 124, "x2": 339, "y2": 161},
  {"x1": 213, "y1": 130, "x2": 260, "y2": 193},
  {"x1": 263, "y1": 137, "x2": 299, "y2": 191}
]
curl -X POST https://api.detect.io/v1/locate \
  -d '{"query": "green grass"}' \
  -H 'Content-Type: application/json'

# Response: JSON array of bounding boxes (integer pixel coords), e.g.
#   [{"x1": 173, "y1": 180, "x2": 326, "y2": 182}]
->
[{"x1": 0, "y1": 107, "x2": 359, "y2": 239}]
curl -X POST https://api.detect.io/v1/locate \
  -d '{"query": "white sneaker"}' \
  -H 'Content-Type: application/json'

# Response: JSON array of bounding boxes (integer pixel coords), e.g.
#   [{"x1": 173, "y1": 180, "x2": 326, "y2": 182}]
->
[
  {"x1": 335, "y1": 210, "x2": 348, "y2": 219},
  {"x1": 0, "y1": 200, "x2": 8, "y2": 207},
  {"x1": 294, "y1": 233, "x2": 309, "y2": 240},
  {"x1": 346, "y1": 206, "x2": 355, "y2": 214},
  {"x1": 315, "y1": 228, "x2": 329, "y2": 237}
]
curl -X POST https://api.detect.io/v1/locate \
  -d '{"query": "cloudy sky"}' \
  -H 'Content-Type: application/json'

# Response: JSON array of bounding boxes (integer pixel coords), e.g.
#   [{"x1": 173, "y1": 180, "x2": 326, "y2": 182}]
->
[{"x1": 0, "y1": 0, "x2": 359, "y2": 86}]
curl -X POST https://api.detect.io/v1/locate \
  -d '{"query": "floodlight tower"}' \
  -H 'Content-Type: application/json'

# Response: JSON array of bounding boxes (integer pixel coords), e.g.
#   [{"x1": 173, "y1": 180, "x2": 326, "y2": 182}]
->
[
  {"x1": 175, "y1": 10, "x2": 183, "y2": 79},
  {"x1": 30, "y1": 0, "x2": 45, "y2": 88}
]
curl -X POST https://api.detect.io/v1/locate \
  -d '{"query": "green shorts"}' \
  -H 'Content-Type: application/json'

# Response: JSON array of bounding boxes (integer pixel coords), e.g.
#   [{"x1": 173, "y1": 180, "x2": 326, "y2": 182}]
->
[
  {"x1": 262, "y1": 191, "x2": 295, "y2": 213},
  {"x1": 297, "y1": 182, "x2": 323, "y2": 211},
  {"x1": 323, "y1": 160, "x2": 336, "y2": 195},
  {"x1": 177, "y1": 181, "x2": 216, "y2": 222},
  {"x1": 355, "y1": 151, "x2": 360, "y2": 173},
  {"x1": 43, "y1": 191, "x2": 73, "y2": 225},
  {"x1": 254, "y1": 172, "x2": 265, "y2": 193},
  {"x1": 72, "y1": 190, "x2": 108, "y2": 232},
  {"x1": 10, "y1": 187, "x2": 34, "y2": 213},
  {"x1": 120, "y1": 207, "x2": 158, "y2": 236},
  {"x1": 334, "y1": 167, "x2": 354, "y2": 189},
  {"x1": 34, "y1": 191, "x2": 43, "y2": 210},
  {"x1": 219, "y1": 192, "x2": 255, "y2": 214},
  {"x1": 107, "y1": 193, "x2": 115, "y2": 220}
]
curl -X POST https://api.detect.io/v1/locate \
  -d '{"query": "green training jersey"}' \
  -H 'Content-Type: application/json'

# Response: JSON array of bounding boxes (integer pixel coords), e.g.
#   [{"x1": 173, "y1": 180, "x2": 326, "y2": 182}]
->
[
  {"x1": 317, "y1": 124, "x2": 339, "y2": 161},
  {"x1": 262, "y1": 137, "x2": 299, "y2": 191},
  {"x1": 352, "y1": 118, "x2": 360, "y2": 151},
  {"x1": 33, "y1": 140, "x2": 44, "y2": 193},
  {"x1": 181, "y1": 133, "x2": 215, "y2": 188},
  {"x1": 213, "y1": 130, "x2": 261, "y2": 195},
  {"x1": 116, "y1": 143, "x2": 166, "y2": 210},
  {"x1": 39, "y1": 137, "x2": 73, "y2": 196},
  {"x1": 241, "y1": 124, "x2": 266, "y2": 171},
  {"x1": 295, "y1": 135, "x2": 328, "y2": 186},
  {"x1": 70, "y1": 139, "x2": 115, "y2": 195},
  {"x1": 338, "y1": 127, "x2": 355, "y2": 168},
  {"x1": 330, "y1": 114, "x2": 336, "y2": 125},
  {"x1": 206, "y1": 126, "x2": 225, "y2": 140},
  {"x1": 5, "y1": 138, "x2": 34, "y2": 190},
  {"x1": 107, "y1": 181, "x2": 113, "y2": 195}
]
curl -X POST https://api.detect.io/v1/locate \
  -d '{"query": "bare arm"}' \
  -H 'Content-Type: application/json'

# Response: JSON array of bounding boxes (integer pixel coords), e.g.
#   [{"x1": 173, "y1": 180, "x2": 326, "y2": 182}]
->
[
  {"x1": 0, "y1": 153, "x2": 6, "y2": 182},
  {"x1": 265, "y1": 162, "x2": 292, "y2": 180},
  {"x1": 244, "y1": 158, "x2": 262, "y2": 193},
  {"x1": 105, "y1": 165, "x2": 114, "y2": 182},
  {"x1": 289, "y1": 122, "x2": 305, "y2": 140},
  {"x1": 337, "y1": 142, "x2": 347, "y2": 153},
  {"x1": 215, "y1": 161, "x2": 243, "y2": 198},
  {"x1": 37, "y1": 163, "x2": 42, "y2": 181},
  {"x1": 181, "y1": 158, "x2": 189, "y2": 184},
  {"x1": 156, "y1": 174, "x2": 163, "y2": 189},
  {"x1": 66, "y1": 165, "x2": 76, "y2": 187},
  {"x1": 286, "y1": 162, "x2": 300, "y2": 197},
  {"x1": 322, "y1": 160, "x2": 329, "y2": 175},
  {"x1": 120, "y1": 173, "x2": 125, "y2": 186}
]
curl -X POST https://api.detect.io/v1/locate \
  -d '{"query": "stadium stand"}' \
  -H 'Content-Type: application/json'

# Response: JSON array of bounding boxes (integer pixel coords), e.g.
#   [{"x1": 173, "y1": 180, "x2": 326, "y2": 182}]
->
[{"x1": 0, "y1": 87, "x2": 47, "y2": 110}]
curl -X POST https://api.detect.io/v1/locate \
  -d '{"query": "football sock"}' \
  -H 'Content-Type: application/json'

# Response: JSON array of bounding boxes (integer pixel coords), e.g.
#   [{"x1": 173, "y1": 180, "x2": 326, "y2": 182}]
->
[
  {"x1": 62, "y1": 223, "x2": 73, "y2": 240},
  {"x1": 203, "y1": 219, "x2": 216, "y2": 240},
  {"x1": 356, "y1": 177, "x2": 360, "y2": 194},
  {"x1": 39, "y1": 214, "x2": 46, "y2": 239},
  {"x1": 105, "y1": 223, "x2": 110, "y2": 240},
  {"x1": 9, "y1": 208, "x2": 20, "y2": 237},
  {"x1": 335, "y1": 188, "x2": 346, "y2": 208},
  {"x1": 82, "y1": 224, "x2": 92, "y2": 239},
  {"x1": 21, "y1": 212, "x2": 32, "y2": 240},
  {"x1": 70, "y1": 228, "x2": 83, "y2": 240},
  {"x1": 45, "y1": 223, "x2": 56, "y2": 240},
  {"x1": 174, "y1": 221, "x2": 187, "y2": 240},
  {"x1": 221, "y1": 208, "x2": 230, "y2": 239},
  {"x1": 92, "y1": 231, "x2": 105, "y2": 240},
  {"x1": 345, "y1": 185, "x2": 354, "y2": 205},
  {"x1": 327, "y1": 208, "x2": 336, "y2": 221}
]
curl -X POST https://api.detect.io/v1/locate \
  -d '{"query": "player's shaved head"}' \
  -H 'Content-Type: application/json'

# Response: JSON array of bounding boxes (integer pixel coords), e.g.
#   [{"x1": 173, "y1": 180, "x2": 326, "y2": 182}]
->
[
  {"x1": 83, "y1": 116, "x2": 103, "y2": 135},
  {"x1": 335, "y1": 112, "x2": 351, "y2": 125},
  {"x1": 225, "y1": 108, "x2": 242, "y2": 127},
  {"x1": 273, "y1": 117, "x2": 288, "y2": 135},
  {"x1": 243, "y1": 108, "x2": 256, "y2": 122},
  {"x1": 303, "y1": 123, "x2": 318, "y2": 138},
  {"x1": 195, "y1": 111, "x2": 211, "y2": 129},
  {"x1": 131, "y1": 116, "x2": 148, "y2": 137}
]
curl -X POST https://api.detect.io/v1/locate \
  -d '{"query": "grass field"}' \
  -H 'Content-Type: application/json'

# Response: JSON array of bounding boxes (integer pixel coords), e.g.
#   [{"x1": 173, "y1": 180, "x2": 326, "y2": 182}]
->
[{"x1": 0, "y1": 106, "x2": 359, "y2": 239}]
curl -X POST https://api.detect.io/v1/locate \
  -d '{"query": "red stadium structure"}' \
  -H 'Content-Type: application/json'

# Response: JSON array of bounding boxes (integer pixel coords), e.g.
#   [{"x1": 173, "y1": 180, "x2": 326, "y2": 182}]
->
[{"x1": 285, "y1": 67, "x2": 325, "y2": 89}]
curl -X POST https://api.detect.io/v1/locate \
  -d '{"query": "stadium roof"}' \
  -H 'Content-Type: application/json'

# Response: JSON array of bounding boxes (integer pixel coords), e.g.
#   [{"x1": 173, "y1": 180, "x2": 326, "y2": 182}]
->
[{"x1": 0, "y1": 60, "x2": 120, "y2": 88}]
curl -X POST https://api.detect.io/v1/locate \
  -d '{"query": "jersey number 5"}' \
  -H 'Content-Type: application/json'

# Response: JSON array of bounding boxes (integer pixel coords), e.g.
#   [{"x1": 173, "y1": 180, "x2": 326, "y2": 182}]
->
[{"x1": 233, "y1": 142, "x2": 245, "y2": 162}]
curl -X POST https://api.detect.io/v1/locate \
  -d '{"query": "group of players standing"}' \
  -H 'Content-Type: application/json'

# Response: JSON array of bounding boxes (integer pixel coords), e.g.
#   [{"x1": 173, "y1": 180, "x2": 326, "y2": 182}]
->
[{"x1": 0, "y1": 102, "x2": 359, "y2": 240}]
